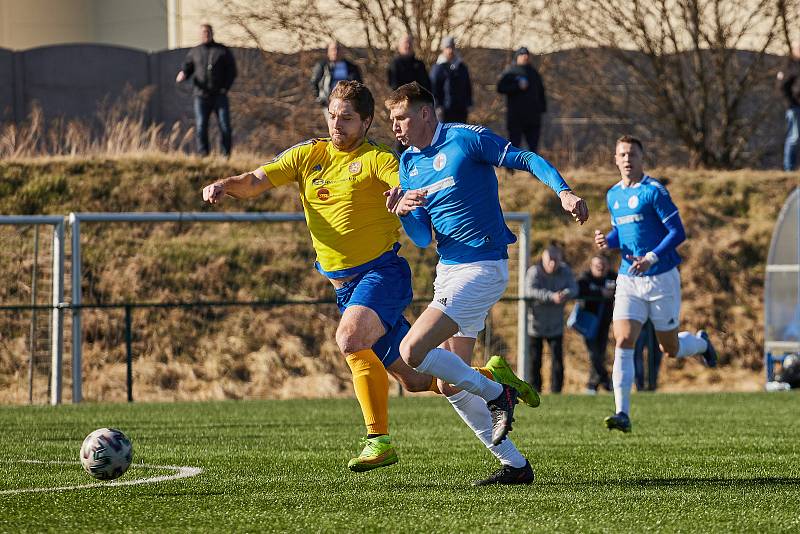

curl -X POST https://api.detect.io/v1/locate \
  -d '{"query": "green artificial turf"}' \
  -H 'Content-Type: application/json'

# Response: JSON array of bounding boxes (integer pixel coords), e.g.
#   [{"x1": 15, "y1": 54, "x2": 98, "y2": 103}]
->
[{"x1": 1, "y1": 392, "x2": 799, "y2": 533}]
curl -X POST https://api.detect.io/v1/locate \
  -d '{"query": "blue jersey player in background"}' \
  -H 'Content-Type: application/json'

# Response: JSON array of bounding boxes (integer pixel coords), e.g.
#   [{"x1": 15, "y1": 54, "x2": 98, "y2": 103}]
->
[
  {"x1": 384, "y1": 82, "x2": 588, "y2": 485},
  {"x1": 595, "y1": 135, "x2": 718, "y2": 433}
]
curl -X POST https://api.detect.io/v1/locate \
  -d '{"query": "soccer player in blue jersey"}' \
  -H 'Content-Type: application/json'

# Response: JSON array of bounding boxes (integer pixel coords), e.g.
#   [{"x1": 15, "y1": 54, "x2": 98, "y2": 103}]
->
[
  {"x1": 384, "y1": 82, "x2": 588, "y2": 485},
  {"x1": 594, "y1": 135, "x2": 718, "y2": 433}
]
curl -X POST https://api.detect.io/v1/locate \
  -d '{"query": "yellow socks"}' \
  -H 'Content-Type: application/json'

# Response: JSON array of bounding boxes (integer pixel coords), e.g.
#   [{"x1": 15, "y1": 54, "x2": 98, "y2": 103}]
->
[{"x1": 346, "y1": 349, "x2": 389, "y2": 436}]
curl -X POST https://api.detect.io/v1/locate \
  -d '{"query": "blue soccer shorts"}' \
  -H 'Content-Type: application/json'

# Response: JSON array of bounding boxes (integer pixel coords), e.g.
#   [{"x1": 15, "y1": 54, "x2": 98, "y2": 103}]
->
[{"x1": 334, "y1": 252, "x2": 413, "y2": 367}]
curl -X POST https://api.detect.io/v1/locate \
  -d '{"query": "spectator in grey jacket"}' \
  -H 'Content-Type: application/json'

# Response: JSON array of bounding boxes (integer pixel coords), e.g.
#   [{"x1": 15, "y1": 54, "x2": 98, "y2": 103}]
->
[
  {"x1": 176, "y1": 24, "x2": 237, "y2": 157},
  {"x1": 525, "y1": 243, "x2": 577, "y2": 393}
]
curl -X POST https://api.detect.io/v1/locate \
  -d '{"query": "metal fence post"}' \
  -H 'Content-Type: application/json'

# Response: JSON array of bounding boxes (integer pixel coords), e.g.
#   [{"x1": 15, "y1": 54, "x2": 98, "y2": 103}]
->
[
  {"x1": 125, "y1": 304, "x2": 133, "y2": 403},
  {"x1": 29, "y1": 225, "x2": 38, "y2": 404},
  {"x1": 516, "y1": 214, "x2": 531, "y2": 383},
  {"x1": 50, "y1": 220, "x2": 64, "y2": 406},
  {"x1": 69, "y1": 213, "x2": 82, "y2": 403}
]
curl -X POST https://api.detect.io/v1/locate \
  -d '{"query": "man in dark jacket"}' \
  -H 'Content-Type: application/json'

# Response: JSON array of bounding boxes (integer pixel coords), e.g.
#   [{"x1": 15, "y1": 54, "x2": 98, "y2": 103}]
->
[
  {"x1": 311, "y1": 41, "x2": 362, "y2": 117},
  {"x1": 777, "y1": 41, "x2": 800, "y2": 171},
  {"x1": 176, "y1": 24, "x2": 237, "y2": 157},
  {"x1": 496, "y1": 46, "x2": 546, "y2": 152},
  {"x1": 576, "y1": 254, "x2": 616, "y2": 393},
  {"x1": 430, "y1": 36, "x2": 472, "y2": 123},
  {"x1": 387, "y1": 35, "x2": 431, "y2": 91},
  {"x1": 525, "y1": 243, "x2": 577, "y2": 393},
  {"x1": 387, "y1": 35, "x2": 431, "y2": 152}
]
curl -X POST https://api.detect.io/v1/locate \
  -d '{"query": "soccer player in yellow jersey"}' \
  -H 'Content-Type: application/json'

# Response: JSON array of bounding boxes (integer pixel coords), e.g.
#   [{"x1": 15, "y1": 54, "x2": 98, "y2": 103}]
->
[{"x1": 202, "y1": 81, "x2": 438, "y2": 472}]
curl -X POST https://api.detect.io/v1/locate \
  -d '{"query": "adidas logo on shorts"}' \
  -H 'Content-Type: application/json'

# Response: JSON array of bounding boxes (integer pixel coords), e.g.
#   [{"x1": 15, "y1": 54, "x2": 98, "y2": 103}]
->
[{"x1": 437, "y1": 297, "x2": 448, "y2": 306}]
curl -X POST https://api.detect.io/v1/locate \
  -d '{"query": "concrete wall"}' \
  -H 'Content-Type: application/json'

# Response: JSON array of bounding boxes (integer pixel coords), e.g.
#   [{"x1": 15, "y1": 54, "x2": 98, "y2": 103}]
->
[
  {"x1": 0, "y1": 44, "x2": 274, "y2": 129},
  {"x1": 17, "y1": 45, "x2": 151, "y2": 122},
  {"x1": 0, "y1": 48, "x2": 12, "y2": 121},
  {"x1": 0, "y1": 44, "x2": 200, "y2": 126}
]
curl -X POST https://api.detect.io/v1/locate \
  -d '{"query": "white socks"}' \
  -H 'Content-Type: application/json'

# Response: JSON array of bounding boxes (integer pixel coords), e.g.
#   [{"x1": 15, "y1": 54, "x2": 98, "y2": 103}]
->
[
  {"x1": 676, "y1": 331, "x2": 708, "y2": 358},
  {"x1": 415, "y1": 348, "x2": 503, "y2": 401},
  {"x1": 612, "y1": 347, "x2": 634, "y2": 415},
  {"x1": 447, "y1": 390, "x2": 527, "y2": 468}
]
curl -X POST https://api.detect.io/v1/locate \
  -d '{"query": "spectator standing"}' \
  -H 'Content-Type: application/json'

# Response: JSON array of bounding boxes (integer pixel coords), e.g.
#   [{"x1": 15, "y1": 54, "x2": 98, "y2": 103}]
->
[
  {"x1": 430, "y1": 36, "x2": 472, "y2": 123},
  {"x1": 496, "y1": 46, "x2": 547, "y2": 152},
  {"x1": 777, "y1": 41, "x2": 800, "y2": 171},
  {"x1": 387, "y1": 35, "x2": 431, "y2": 92},
  {"x1": 176, "y1": 24, "x2": 237, "y2": 157},
  {"x1": 576, "y1": 254, "x2": 616, "y2": 394},
  {"x1": 311, "y1": 41, "x2": 362, "y2": 117},
  {"x1": 387, "y1": 35, "x2": 431, "y2": 152},
  {"x1": 525, "y1": 243, "x2": 578, "y2": 393}
]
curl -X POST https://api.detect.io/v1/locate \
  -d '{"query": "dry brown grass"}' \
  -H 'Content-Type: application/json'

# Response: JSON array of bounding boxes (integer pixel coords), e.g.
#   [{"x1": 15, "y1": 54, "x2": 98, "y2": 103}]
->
[{"x1": 0, "y1": 87, "x2": 197, "y2": 159}]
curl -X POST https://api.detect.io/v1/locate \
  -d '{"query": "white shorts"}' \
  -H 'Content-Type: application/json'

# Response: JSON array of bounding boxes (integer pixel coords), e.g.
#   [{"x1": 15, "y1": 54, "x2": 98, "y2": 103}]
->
[
  {"x1": 612, "y1": 267, "x2": 681, "y2": 331},
  {"x1": 428, "y1": 259, "x2": 509, "y2": 338}
]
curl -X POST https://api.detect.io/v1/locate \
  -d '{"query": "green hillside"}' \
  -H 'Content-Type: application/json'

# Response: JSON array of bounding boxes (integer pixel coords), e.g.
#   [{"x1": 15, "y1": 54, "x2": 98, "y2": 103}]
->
[{"x1": 0, "y1": 156, "x2": 795, "y2": 403}]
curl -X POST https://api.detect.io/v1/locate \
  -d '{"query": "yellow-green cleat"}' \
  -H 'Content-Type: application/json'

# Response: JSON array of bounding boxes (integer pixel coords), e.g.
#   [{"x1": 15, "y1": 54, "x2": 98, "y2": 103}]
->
[
  {"x1": 486, "y1": 355, "x2": 540, "y2": 408},
  {"x1": 347, "y1": 435, "x2": 399, "y2": 472}
]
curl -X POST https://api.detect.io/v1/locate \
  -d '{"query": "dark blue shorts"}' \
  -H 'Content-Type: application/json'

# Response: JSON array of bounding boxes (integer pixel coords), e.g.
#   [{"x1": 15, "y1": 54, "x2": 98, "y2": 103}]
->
[{"x1": 334, "y1": 253, "x2": 413, "y2": 367}]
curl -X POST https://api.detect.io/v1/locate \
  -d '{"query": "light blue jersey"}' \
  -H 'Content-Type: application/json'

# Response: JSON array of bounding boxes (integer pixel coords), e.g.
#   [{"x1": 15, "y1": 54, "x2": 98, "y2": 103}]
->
[
  {"x1": 606, "y1": 175, "x2": 682, "y2": 276},
  {"x1": 399, "y1": 122, "x2": 570, "y2": 264}
]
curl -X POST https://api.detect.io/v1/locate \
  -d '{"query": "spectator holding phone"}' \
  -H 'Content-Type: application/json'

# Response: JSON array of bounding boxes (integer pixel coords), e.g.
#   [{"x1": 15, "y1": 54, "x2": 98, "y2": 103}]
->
[{"x1": 576, "y1": 254, "x2": 616, "y2": 394}]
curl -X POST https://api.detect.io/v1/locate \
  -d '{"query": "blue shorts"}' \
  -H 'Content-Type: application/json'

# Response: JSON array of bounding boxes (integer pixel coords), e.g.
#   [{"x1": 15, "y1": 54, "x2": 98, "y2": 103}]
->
[{"x1": 334, "y1": 253, "x2": 412, "y2": 367}]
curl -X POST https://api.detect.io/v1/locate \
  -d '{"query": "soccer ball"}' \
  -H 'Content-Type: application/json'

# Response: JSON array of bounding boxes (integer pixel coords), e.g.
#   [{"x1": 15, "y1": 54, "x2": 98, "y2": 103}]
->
[{"x1": 80, "y1": 428, "x2": 133, "y2": 480}]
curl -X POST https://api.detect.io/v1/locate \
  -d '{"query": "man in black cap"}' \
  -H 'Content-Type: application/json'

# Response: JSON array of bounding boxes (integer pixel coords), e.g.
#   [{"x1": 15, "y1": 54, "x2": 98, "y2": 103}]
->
[{"x1": 497, "y1": 46, "x2": 546, "y2": 152}]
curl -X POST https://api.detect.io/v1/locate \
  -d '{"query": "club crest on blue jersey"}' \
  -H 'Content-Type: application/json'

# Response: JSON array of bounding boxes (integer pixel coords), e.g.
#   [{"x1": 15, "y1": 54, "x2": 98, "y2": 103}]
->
[
  {"x1": 628, "y1": 196, "x2": 639, "y2": 208},
  {"x1": 433, "y1": 153, "x2": 447, "y2": 171}
]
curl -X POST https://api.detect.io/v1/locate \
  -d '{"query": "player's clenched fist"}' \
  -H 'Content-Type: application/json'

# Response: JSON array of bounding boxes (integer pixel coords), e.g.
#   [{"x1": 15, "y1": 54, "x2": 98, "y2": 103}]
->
[
  {"x1": 394, "y1": 189, "x2": 427, "y2": 217},
  {"x1": 558, "y1": 190, "x2": 589, "y2": 225},
  {"x1": 202, "y1": 182, "x2": 226, "y2": 204},
  {"x1": 594, "y1": 229, "x2": 608, "y2": 249}
]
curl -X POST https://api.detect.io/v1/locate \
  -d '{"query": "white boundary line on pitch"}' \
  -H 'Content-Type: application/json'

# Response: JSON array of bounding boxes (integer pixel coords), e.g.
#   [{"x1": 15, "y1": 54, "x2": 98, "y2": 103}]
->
[{"x1": 0, "y1": 460, "x2": 203, "y2": 495}]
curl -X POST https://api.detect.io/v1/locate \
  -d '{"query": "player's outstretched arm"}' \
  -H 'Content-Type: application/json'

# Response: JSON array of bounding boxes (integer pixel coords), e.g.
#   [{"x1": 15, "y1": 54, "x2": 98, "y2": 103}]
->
[
  {"x1": 202, "y1": 168, "x2": 273, "y2": 204},
  {"x1": 499, "y1": 145, "x2": 587, "y2": 224}
]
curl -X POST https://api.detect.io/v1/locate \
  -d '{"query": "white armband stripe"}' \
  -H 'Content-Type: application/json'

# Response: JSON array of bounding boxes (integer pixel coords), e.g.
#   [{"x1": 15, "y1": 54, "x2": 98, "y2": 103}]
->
[
  {"x1": 498, "y1": 141, "x2": 511, "y2": 166},
  {"x1": 661, "y1": 210, "x2": 678, "y2": 223}
]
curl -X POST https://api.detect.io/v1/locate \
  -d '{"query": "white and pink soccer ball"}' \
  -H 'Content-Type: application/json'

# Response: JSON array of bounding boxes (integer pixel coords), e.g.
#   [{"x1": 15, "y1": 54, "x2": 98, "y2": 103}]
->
[{"x1": 80, "y1": 428, "x2": 133, "y2": 480}]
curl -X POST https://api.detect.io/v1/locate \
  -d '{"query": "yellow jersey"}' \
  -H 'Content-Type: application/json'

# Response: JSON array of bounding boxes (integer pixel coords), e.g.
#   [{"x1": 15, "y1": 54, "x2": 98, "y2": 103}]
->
[{"x1": 261, "y1": 137, "x2": 401, "y2": 276}]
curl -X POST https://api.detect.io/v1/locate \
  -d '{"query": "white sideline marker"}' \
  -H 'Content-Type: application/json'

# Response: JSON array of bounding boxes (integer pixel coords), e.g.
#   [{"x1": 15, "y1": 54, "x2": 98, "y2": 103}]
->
[{"x1": 0, "y1": 460, "x2": 203, "y2": 495}]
